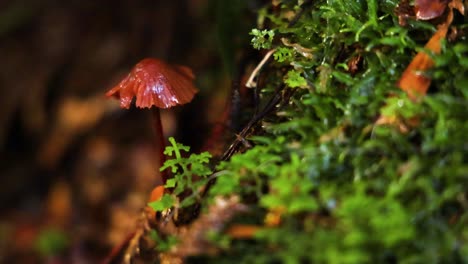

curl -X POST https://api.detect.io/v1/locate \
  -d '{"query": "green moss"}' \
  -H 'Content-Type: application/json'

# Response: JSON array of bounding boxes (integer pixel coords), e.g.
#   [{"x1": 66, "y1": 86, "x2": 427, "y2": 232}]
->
[{"x1": 162, "y1": 1, "x2": 468, "y2": 262}]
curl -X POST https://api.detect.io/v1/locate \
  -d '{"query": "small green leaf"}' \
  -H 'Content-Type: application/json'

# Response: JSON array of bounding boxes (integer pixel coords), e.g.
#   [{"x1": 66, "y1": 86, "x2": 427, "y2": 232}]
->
[
  {"x1": 274, "y1": 47, "x2": 294, "y2": 63},
  {"x1": 250, "y1": 28, "x2": 275, "y2": 50},
  {"x1": 210, "y1": 172, "x2": 239, "y2": 196},
  {"x1": 165, "y1": 178, "x2": 176, "y2": 188},
  {"x1": 285, "y1": 70, "x2": 307, "y2": 88},
  {"x1": 148, "y1": 194, "x2": 175, "y2": 212}
]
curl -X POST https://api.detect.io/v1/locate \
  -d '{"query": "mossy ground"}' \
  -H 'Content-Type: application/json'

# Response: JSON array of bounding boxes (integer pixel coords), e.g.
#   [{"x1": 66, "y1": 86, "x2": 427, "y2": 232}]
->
[{"x1": 176, "y1": 1, "x2": 468, "y2": 263}]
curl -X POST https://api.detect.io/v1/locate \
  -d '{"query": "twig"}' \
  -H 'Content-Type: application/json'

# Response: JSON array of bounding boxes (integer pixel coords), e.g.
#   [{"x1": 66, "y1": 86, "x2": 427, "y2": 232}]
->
[
  {"x1": 101, "y1": 210, "x2": 151, "y2": 264},
  {"x1": 221, "y1": 85, "x2": 285, "y2": 161},
  {"x1": 245, "y1": 49, "x2": 276, "y2": 88},
  {"x1": 122, "y1": 211, "x2": 151, "y2": 264}
]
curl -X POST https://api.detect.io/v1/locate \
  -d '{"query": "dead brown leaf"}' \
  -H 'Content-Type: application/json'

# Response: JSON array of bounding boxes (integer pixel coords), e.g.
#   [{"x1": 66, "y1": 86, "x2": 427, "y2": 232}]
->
[
  {"x1": 415, "y1": 0, "x2": 449, "y2": 20},
  {"x1": 397, "y1": 1, "x2": 458, "y2": 100},
  {"x1": 395, "y1": 0, "x2": 415, "y2": 26},
  {"x1": 397, "y1": 24, "x2": 448, "y2": 100}
]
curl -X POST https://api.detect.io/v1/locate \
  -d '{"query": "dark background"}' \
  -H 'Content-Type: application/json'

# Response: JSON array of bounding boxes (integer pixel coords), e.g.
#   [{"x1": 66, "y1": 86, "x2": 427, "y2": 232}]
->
[{"x1": 0, "y1": 0, "x2": 256, "y2": 262}]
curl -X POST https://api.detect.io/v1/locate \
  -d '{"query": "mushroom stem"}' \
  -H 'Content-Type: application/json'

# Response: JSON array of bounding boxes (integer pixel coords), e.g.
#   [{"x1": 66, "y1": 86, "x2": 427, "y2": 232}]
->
[{"x1": 151, "y1": 108, "x2": 168, "y2": 184}]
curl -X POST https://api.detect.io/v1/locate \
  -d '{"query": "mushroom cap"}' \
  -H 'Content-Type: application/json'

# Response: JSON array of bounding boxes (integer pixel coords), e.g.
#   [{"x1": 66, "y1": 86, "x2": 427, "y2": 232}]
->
[{"x1": 106, "y1": 58, "x2": 198, "y2": 109}]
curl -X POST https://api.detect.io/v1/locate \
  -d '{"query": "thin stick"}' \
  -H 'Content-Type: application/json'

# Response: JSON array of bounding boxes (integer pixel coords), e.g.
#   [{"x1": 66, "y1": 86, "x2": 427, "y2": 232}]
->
[{"x1": 245, "y1": 49, "x2": 276, "y2": 88}]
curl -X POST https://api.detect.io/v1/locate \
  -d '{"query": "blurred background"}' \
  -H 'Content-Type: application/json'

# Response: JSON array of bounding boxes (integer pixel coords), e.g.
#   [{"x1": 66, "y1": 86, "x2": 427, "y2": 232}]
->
[{"x1": 0, "y1": 0, "x2": 257, "y2": 262}]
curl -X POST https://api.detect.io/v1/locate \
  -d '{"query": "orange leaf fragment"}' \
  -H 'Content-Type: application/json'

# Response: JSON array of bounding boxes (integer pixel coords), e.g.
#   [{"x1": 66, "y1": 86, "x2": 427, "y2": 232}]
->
[
  {"x1": 264, "y1": 207, "x2": 285, "y2": 227},
  {"x1": 398, "y1": 0, "x2": 462, "y2": 100},
  {"x1": 149, "y1": 185, "x2": 165, "y2": 202},
  {"x1": 146, "y1": 185, "x2": 166, "y2": 218},
  {"x1": 225, "y1": 224, "x2": 260, "y2": 239},
  {"x1": 449, "y1": 0, "x2": 465, "y2": 15},
  {"x1": 397, "y1": 23, "x2": 449, "y2": 100}
]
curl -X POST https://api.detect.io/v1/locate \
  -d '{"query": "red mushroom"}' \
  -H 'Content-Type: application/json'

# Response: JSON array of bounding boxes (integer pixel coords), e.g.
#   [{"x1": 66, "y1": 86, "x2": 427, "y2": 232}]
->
[
  {"x1": 106, "y1": 58, "x2": 198, "y2": 109},
  {"x1": 106, "y1": 58, "x2": 198, "y2": 184}
]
